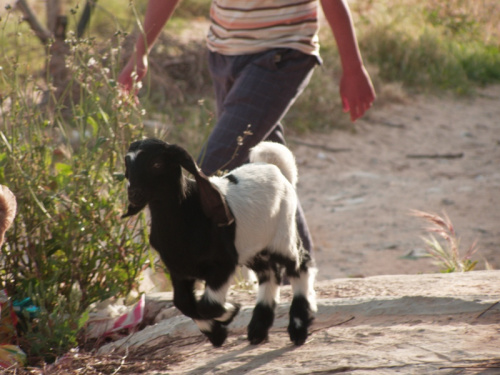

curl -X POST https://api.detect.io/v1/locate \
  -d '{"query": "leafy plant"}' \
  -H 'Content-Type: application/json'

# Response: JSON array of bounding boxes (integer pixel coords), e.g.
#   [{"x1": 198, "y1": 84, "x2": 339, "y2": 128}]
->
[
  {"x1": 412, "y1": 210, "x2": 479, "y2": 273},
  {"x1": 0, "y1": 24, "x2": 150, "y2": 362}
]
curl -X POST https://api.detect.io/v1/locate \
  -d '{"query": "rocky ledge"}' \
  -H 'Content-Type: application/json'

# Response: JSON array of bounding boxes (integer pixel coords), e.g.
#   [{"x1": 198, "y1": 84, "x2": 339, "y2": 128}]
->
[{"x1": 99, "y1": 270, "x2": 500, "y2": 374}]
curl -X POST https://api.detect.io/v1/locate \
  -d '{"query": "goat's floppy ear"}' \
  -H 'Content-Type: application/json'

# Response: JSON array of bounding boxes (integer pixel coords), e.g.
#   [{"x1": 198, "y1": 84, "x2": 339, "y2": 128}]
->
[{"x1": 173, "y1": 146, "x2": 234, "y2": 226}]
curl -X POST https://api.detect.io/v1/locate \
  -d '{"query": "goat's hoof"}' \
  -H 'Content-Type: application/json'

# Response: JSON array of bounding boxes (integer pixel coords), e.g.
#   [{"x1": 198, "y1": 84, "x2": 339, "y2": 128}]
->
[
  {"x1": 247, "y1": 302, "x2": 274, "y2": 345},
  {"x1": 203, "y1": 321, "x2": 228, "y2": 347},
  {"x1": 247, "y1": 320, "x2": 270, "y2": 345},
  {"x1": 287, "y1": 320, "x2": 309, "y2": 346},
  {"x1": 247, "y1": 330, "x2": 269, "y2": 345},
  {"x1": 288, "y1": 295, "x2": 314, "y2": 345}
]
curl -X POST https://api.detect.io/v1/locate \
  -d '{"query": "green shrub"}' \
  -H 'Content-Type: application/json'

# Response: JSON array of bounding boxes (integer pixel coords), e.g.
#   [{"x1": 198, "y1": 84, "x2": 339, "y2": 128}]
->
[
  {"x1": 354, "y1": 0, "x2": 500, "y2": 95},
  {"x1": 0, "y1": 27, "x2": 150, "y2": 363}
]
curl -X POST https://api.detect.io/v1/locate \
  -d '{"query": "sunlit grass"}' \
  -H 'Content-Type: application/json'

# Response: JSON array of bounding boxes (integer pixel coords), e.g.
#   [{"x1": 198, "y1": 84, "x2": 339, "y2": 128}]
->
[
  {"x1": 412, "y1": 210, "x2": 479, "y2": 273},
  {"x1": 353, "y1": 0, "x2": 500, "y2": 95}
]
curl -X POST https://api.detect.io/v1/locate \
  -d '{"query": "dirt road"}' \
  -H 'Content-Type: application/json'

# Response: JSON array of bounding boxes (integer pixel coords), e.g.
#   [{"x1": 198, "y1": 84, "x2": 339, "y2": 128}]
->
[{"x1": 294, "y1": 85, "x2": 500, "y2": 279}]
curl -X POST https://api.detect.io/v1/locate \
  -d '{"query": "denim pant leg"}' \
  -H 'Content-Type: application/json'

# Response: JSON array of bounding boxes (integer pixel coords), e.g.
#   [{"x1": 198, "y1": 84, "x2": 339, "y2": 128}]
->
[
  {"x1": 199, "y1": 49, "x2": 317, "y2": 173},
  {"x1": 198, "y1": 49, "x2": 317, "y2": 253}
]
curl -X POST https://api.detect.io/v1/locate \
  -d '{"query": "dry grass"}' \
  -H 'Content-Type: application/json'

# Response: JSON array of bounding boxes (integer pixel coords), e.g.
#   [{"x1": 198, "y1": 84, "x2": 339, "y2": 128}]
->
[
  {"x1": 353, "y1": 0, "x2": 500, "y2": 46},
  {"x1": 3, "y1": 350, "x2": 182, "y2": 374},
  {"x1": 425, "y1": 0, "x2": 500, "y2": 45},
  {"x1": 411, "y1": 210, "x2": 479, "y2": 273}
]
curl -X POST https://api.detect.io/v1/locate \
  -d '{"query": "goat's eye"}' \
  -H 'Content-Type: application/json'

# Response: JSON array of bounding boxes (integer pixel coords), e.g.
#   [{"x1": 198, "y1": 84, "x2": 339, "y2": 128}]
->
[{"x1": 152, "y1": 161, "x2": 163, "y2": 170}]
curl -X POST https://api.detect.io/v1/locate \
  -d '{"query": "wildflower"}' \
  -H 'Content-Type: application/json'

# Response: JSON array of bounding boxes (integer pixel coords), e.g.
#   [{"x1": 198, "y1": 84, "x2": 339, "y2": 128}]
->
[{"x1": 87, "y1": 57, "x2": 97, "y2": 68}]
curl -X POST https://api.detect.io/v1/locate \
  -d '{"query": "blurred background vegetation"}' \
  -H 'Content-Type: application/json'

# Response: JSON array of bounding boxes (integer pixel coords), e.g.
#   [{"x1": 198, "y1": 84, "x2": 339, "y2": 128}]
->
[{"x1": 0, "y1": 0, "x2": 499, "y2": 365}]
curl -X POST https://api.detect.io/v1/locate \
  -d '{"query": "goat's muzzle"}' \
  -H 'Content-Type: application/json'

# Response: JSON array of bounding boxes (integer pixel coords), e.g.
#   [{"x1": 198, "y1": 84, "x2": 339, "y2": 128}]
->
[
  {"x1": 122, "y1": 188, "x2": 147, "y2": 218},
  {"x1": 122, "y1": 202, "x2": 146, "y2": 218}
]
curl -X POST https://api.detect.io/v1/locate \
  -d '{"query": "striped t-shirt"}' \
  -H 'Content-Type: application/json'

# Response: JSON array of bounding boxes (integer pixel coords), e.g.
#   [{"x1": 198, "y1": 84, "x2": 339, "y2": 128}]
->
[{"x1": 206, "y1": 0, "x2": 320, "y2": 56}]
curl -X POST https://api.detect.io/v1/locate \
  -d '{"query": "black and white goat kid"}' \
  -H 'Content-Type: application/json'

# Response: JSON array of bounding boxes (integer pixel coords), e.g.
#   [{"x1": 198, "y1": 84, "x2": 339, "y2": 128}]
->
[{"x1": 122, "y1": 139, "x2": 316, "y2": 346}]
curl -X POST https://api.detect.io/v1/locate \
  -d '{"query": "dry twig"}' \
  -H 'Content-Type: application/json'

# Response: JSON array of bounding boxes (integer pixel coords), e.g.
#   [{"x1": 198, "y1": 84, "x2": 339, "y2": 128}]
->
[
  {"x1": 289, "y1": 139, "x2": 351, "y2": 153},
  {"x1": 406, "y1": 153, "x2": 464, "y2": 159},
  {"x1": 15, "y1": 0, "x2": 52, "y2": 43},
  {"x1": 476, "y1": 300, "x2": 500, "y2": 319}
]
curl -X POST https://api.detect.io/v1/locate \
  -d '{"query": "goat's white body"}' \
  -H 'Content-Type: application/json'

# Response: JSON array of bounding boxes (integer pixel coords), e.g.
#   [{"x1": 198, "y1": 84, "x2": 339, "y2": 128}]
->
[
  {"x1": 208, "y1": 142, "x2": 317, "y2": 334},
  {"x1": 249, "y1": 141, "x2": 298, "y2": 188},
  {"x1": 211, "y1": 162, "x2": 298, "y2": 265}
]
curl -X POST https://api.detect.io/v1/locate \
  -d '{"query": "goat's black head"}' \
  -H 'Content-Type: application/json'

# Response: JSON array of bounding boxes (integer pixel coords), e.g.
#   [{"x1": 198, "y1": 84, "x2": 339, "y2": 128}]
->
[{"x1": 122, "y1": 138, "x2": 234, "y2": 226}]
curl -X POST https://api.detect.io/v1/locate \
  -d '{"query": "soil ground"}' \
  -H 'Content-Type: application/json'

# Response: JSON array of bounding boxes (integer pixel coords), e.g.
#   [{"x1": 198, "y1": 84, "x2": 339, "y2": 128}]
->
[
  {"x1": 293, "y1": 84, "x2": 500, "y2": 279},
  {"x1": 95, "y1": 272, "x2": 500, "y2": 375}
]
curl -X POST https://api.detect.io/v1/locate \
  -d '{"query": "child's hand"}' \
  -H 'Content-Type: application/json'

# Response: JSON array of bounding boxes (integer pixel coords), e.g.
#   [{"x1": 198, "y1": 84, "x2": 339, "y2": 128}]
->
[
  {"x1": 117, "y1": 53, "x2": 148, "y2": 94},
  {"x1": 340, "y1": 66, "x2": 376, "y2": 122}
]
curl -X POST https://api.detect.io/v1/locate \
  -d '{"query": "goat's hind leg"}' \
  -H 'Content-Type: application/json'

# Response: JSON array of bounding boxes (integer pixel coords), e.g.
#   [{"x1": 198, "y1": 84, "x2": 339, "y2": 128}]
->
[
  {"x1": 285, "y1": 252, "x2": 317, "y2": 345},
  {"x1": 247, "y1": 255, "x2": 281, "y2": 345}
]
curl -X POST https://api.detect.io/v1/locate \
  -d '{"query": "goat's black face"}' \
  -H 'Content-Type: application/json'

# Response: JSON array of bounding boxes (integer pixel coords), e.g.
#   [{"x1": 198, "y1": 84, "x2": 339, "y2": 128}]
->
[
  {"x1": 122, "y1": 138, "x2": 234, "y2": 226},
  {"x1": 122, "y1": 139, "x2": 181, "y2": 218}
]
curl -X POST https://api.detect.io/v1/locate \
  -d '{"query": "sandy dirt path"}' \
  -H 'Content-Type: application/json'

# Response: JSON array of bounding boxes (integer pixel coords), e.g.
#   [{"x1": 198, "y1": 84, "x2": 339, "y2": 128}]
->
[{"x1": 292, "y1": 85, "x2": 500, "y2": 280}]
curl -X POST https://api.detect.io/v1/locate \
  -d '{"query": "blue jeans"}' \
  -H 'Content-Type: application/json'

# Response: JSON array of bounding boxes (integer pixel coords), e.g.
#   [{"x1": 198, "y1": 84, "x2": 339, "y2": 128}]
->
[{"x1": 198, "y1": 48, "x2": 318, "y2": 253}]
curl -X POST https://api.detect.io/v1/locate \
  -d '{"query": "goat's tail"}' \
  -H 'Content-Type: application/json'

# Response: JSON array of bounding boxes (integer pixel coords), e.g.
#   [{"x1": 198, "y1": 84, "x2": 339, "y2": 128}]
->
[{"x1": 249, "y1": 142, "x2": 298, "y2": 188}]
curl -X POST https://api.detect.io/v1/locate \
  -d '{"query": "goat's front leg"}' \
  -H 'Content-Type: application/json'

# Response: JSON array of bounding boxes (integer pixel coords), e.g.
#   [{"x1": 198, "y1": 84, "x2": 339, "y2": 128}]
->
[
  {"x1": 171, "y1": 277, "x2": 201, "y2": 319},
  {"x1": 198, "y1": 274, "x2": 241, "y2": 326},
  {"x1": 171, "y1": 277, "x2": 227, "y2": 347},
  {"x1": 196, "y1": 274, "x2": 240, "y2": 347}
]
